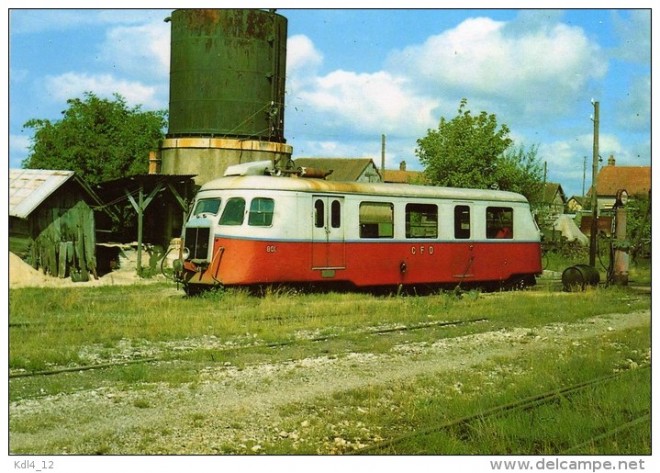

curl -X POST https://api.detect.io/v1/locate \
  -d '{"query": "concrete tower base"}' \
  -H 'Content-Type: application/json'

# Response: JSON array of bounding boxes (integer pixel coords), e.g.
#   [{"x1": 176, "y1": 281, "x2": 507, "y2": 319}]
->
[{"x1": 160, "y1": 137, "x2": 293, "y2": 186}]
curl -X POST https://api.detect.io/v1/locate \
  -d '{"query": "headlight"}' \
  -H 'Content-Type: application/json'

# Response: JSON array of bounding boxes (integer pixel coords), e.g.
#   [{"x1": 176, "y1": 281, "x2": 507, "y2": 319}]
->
[{"x1": 182, "y1": 247, "x2": 190, "y2": 260}]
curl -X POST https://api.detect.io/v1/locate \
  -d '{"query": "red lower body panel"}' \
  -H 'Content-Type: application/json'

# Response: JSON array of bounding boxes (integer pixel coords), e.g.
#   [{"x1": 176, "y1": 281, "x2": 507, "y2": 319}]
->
[{"x1": 182, "y1": 237, "x2": 542, "y2": 288}]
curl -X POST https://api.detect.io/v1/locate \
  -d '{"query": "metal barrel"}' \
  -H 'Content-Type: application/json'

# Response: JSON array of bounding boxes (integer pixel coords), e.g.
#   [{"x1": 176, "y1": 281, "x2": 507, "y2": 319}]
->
[{"x1": 561, "y1": 264, "x2": 600, "y2": 292}]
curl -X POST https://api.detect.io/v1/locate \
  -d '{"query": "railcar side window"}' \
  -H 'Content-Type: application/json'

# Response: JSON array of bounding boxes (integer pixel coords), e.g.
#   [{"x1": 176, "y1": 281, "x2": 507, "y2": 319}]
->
[
  {"x1": 331, "y1": 199, "x2": 341, "y2": 228},
  {"x1": 248, "y1": 198, "x2": 275, "y2": 226},
  {"x1": 406, "y1": 203, "x2": 438, "y2": 238},
  {"x1": 486, "y1": 207, "x2": 514, "y2": 239},
  {"x1": 454, "y1": 205, "x2": 471, "y2": 239},
  {"x1": 359, "y1": 202, "x2": 394, "y2": 238},
  {"x1": 192, "y1": 198, "x2": 221, "y2": 216},
  {"x1": 219, "y1": 197, "x2": 246, "y2": 226},
  {"x1": 314, "y1": 199, "x2": 324, "y2": 228}
]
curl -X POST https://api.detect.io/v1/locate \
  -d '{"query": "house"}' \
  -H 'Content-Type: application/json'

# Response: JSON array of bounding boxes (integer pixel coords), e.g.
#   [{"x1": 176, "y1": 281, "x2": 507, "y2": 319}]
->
[
  {"x1": 591, "y1": 155, "x2": 650, "y2": 213},
  {"x1": 529, "y1": 182, "x2": 567, "y2": 226},
  {"x1": 293, "y1": 157, "x2": 382, "y2": 183},
  {"x1": 578, "y1": 156, "x2": 650, "y2": 237},
  {"x1": 566, "y1": 196, "x2": 585, "y2": 213},
  {"x1": 382, "y1": 161, "x2": 427, "y2": 184},
  {"x1": 9, "y1": 169, "x2": 103, "y2": 280}
]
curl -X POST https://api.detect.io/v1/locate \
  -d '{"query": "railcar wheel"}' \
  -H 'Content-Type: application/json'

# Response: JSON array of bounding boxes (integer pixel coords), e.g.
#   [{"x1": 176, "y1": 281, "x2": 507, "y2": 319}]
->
[
  {"x1": 504, "y1": 275, "x2": 536, "y2": 291},
  {"x1": 184, "y1": 283, "x2": 205, "y2": 297}
]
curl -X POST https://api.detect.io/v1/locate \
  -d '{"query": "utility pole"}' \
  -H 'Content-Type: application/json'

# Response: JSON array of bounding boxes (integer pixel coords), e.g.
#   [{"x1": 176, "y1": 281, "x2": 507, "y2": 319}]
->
[
  {"x1": 589, "y1": 101, "x2": 600, "y2": 267},
  {"x1": 582, "y1": 156, "x2": 586, "y2": 199},
  {"x1": 381, "y1": 134, "x2": 386, "y2": 177}
]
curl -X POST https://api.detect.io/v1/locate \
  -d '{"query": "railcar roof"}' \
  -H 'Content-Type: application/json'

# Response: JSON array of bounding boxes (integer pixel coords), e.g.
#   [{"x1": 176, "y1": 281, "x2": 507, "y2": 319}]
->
[{"x1": 199, "y1": 175, "x2": 529, "y2": 203}]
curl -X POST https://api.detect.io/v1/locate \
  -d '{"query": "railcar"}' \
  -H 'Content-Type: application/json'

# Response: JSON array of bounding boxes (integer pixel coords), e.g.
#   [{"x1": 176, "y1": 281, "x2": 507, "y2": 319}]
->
[{"x1": 175, "y1": 174, "x2": 543, "y2": 294}]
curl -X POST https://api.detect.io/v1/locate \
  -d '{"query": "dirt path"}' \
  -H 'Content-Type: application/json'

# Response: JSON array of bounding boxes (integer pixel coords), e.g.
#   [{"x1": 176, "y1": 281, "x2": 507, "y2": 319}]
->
[{"x1": 9, "y1": 309, "x2": 650, "y2": 454}]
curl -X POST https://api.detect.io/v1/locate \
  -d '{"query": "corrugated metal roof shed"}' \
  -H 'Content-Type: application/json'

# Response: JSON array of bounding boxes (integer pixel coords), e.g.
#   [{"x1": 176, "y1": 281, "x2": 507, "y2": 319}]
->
[{"x1": 9, "y1": 169, "x2": 75, "y2": 219}]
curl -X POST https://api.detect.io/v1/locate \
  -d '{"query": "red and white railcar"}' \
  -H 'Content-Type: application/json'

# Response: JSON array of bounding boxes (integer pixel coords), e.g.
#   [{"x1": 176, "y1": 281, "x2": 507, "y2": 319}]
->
[{"x1": 176, "y1": 175, "x2": 543, "y2": 294}]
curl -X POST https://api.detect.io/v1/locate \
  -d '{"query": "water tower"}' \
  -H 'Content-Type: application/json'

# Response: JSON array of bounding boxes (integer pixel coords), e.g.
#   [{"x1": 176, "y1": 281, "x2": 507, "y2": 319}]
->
[{"x1": 160, "y1": 9, "x2": 293, "y2": 185}]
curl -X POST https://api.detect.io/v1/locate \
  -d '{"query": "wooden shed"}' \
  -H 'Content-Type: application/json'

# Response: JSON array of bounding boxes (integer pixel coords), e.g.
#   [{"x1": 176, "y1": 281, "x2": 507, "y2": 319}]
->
[{"x1": 9, "y1": 169, "x2": 103, "y2": 281}]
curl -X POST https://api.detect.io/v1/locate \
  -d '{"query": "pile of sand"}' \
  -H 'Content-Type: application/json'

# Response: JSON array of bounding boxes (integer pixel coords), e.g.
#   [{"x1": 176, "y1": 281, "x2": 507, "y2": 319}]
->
[{"x1": 9, "y1": 251, "x2": 164, "y2": 288}]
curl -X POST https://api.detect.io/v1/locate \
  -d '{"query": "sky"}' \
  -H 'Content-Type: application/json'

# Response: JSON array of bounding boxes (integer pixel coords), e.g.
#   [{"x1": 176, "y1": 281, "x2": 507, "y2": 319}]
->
[{"x1": 6, "y1": 3, "x2": 653, "y2": 198}]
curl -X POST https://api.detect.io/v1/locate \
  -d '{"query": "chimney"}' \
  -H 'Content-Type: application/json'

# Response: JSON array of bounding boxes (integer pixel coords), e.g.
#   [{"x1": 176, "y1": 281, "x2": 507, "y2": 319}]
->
[
  {"x1": 608, "y1": 154, "x2": 616, "y2": 166},
  {"x1": 399, "y1": 161, "x2": 407, "y2": 171}
]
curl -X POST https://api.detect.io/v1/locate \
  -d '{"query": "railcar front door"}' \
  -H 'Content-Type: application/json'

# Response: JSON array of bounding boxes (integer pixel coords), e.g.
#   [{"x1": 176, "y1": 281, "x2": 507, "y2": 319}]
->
[{"x1": 311, "y1": 196, "x2": 345, "y2": 269}]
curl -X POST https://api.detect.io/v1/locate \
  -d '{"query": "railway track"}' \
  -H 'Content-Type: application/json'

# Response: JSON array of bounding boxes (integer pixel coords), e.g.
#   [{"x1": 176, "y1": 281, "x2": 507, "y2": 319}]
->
[
  {"x1": 352, "y1": 365, "x2": 650, "y2": 455},
  {"x1": 9, "y1": 304, "x2": 650, "y2": 454},
  {"x1": 9, "y1": 317, "x2": 489, "y2": 379}
]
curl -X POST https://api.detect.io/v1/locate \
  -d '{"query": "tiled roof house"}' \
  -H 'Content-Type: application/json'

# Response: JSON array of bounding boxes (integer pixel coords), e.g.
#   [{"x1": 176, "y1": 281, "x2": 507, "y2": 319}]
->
[
  {"x1": 590, "y1": 155, "x2": 651, "y2": 212},
  {"x1": 382, "y1": 161, "x2": 427, "y2": 184}
]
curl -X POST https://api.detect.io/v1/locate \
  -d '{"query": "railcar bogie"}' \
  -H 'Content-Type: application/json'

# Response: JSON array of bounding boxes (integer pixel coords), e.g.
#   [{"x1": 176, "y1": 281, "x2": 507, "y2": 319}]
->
[{"x1": 174, "y1": 176, "x2": 543, "y2": 294}]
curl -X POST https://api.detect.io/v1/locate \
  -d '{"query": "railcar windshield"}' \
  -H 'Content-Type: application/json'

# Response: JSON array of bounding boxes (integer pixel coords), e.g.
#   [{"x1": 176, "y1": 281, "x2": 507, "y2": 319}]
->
[
  {"x1": 248, "y1": 198, "x2": 275, "y2": 226},
  {"x1": 219, "y1": 198, "x2": 246, "y2": 226},
  {"x1": 192, "y1": 198, "x2": 221, "y2": 217}
]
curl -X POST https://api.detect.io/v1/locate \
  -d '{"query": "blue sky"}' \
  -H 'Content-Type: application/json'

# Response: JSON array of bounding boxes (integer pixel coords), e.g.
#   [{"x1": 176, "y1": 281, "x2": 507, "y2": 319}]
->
[{"x1": 7, "y1": 4, "x2": 652, "y2": 197}]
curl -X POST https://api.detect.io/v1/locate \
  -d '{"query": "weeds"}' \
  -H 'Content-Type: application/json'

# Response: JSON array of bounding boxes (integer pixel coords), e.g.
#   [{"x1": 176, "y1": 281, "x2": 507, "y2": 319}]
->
[{"x1": 8, "y1": 281, "x2": 651, "y2": 454}]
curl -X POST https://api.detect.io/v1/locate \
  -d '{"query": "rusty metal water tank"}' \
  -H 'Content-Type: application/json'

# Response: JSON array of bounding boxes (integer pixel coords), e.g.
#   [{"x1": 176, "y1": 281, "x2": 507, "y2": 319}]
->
[{"x1": 167, "y1": 9, "x2": 287, "y2": 142}]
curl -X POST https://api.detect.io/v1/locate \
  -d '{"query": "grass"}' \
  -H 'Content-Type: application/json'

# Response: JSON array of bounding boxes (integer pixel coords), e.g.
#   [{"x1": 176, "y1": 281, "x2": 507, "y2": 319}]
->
[
  {"x1": 8, "y1": 279, "x2": 651, "y2": 454},
  {"x1": 543, "y1": 248, "x2": 651, "y2": 285},
  {"x1": 9, "y1": 282, "x2": 649, "y2": 375},
  {"x1": 261, "y1": 327, "x2": 651, "y2": 455}
]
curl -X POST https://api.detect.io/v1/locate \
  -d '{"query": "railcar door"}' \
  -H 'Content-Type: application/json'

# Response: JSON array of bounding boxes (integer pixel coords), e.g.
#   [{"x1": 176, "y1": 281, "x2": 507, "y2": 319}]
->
[
  {"x1": 311, "y1": 196, "x2": 345, "y2": 269},
  {"x1": 451, "y1": 204, "x2": 475, "y2": 281}
]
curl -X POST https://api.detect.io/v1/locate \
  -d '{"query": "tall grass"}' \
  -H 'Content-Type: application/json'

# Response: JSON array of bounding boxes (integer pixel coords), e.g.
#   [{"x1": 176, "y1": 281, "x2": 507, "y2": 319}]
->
[{"x1": 9, "y1": 282, "x2": 649, "y2": 373}]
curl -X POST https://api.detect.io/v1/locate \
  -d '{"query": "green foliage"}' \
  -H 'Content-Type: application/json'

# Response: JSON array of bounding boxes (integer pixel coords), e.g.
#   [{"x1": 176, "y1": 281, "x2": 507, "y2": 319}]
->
[
  {"x1": 625, "y1": 196, "x2": 651, "y2": 260},
  {"x1": 497, "y1": 144, "x2": 544, "y2": 200},
  {"x1": 22, "y1": 92, "x2": 167, "y2": 185},
  {"x1": 416, "y1": 98, "x2": 543, "y2": 199}
]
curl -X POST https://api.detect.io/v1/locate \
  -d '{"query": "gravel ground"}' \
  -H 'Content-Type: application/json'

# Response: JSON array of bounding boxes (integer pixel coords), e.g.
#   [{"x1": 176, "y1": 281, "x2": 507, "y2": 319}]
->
[{"x1": 9, "y1": 309, "x2": 650, "y2": 454}]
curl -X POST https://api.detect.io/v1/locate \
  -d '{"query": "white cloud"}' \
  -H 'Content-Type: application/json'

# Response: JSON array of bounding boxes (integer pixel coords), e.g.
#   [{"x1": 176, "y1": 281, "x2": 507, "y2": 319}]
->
[
  {"x1": 386, "y1": 16, "x2": 607, "y2": 118},
  {"x1": 99, "y1": 21, "x2": 171, "y2": 79},
  {"x1": 10, "y1": 9, "x2": 169, "y2": 35},
  {"x1": 9, "y1": 134, "x2": 31, "y2": 168},
  {"x1": 285, "y1": 14, "x2": 612, "y2": 176},
  {"x1": 287, "y1": 34, "x2": 323, "y2": 73},
  {"x1": 43, "y1": 72, "x2": 164, "y2": 109},
  {"x1": 291, "y1": 69, "x2": 438, "y2": 137},
  {"x1": 286, "y1": 34, "x2": 324, "y2": 104}
]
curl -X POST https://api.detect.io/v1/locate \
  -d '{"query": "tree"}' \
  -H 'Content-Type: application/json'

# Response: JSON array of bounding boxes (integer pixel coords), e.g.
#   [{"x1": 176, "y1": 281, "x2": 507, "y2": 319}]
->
[
  {"x1": 22, "y1": 92, "x2": 167, "y2": 185},
  {"x1": 626, "y1": 193, "x2": 651, "y2": 261},
  {"x1": 496, "y1": 144, "x2": 544, "y2": 200},
  {"x1": 415, "y1": 98, "x2": 543, "y2": 200}
]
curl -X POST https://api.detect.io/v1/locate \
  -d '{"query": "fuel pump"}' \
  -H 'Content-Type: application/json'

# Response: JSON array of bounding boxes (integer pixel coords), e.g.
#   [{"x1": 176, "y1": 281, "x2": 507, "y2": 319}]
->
[{"x1": 610, "y1": 189, "x2": 629, "y2": 285}]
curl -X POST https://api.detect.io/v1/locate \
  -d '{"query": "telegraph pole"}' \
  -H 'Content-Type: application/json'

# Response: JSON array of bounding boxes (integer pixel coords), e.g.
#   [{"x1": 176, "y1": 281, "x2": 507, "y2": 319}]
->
[
  {"x1": 381, "y1": 134, "x2": 386, "y2": 177},
  {"x1": 589, "y1": 101, "x2": 600, "y2": 267},
  {"x1": 582, "y1": 156, "x2": 586, "y2": 199}
]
